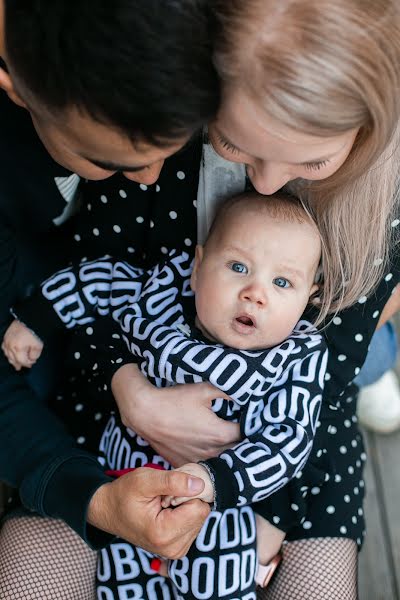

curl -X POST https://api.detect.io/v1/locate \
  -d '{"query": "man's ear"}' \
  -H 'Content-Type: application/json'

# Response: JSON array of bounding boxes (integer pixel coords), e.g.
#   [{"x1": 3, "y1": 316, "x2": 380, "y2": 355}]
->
[
  {"x1": 0, "y1": 66, "x2": 27, "y2": 108},
  {"x1": 190, "y1": 245, "x2": 204, "y2": 292}
]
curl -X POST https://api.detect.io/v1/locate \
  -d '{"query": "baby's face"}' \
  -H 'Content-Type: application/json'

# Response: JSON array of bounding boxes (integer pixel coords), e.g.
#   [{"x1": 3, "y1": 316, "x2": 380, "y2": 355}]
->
[{"x1": 191, "y1": 206, "x2": 321, "y2": 350}]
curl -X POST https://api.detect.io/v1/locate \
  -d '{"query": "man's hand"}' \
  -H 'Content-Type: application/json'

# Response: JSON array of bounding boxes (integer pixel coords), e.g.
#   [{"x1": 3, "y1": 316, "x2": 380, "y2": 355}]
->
[
  {"x1": 111, "y1": 364, "x2": 240, "y2": 467},
  {"x1": 87, "y1": 467, "x2": 210, "y2": 558},
  {"x1": 2, "y1": 319, "x2": 43, "y2": 370}
]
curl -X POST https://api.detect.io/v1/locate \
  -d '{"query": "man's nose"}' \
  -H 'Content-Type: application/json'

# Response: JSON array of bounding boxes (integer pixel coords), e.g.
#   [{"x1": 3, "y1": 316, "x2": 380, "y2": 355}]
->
[
  {"x1": 123, "y1": 160, "x2": 165, "y2": 185},
  {"x1": 247, "y1": 161, "x2": 291, "y2": 195},
  {"x1": 239, "y1": 283, "x2": 267, "y2": 306}
]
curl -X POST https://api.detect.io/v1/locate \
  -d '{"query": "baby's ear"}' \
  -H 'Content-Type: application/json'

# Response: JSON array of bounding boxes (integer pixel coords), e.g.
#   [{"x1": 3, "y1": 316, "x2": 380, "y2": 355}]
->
[
  {"x1": 190, "y1": 245, "x2": 203, "y2": 292},
  {"x1": 309, "y1": 282, "x2": 323, "y2": 310}
]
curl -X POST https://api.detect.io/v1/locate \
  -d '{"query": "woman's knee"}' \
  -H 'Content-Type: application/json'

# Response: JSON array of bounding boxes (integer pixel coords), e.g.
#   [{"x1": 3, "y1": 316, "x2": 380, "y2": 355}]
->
[
  {"x1": 258, "y1": 537, "x2": 358, "y2": 600},
  {"x1": 0, "y1": 515, "x2": 97, "y2": 599}
]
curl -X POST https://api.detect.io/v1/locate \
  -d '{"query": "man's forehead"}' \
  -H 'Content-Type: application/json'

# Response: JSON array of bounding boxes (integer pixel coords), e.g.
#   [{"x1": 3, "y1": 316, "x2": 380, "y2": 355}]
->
[{"x1": 13, "y1": 71, "x2": 190, "y2": 172}]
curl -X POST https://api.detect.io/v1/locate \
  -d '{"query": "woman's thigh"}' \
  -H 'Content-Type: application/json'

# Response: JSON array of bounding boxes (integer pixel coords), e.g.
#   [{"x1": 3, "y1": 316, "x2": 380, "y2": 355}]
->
[
  {"x1": 257, "y1": 537, "x2": 358, "y2": 600},
  {"x1": 0, "y1": 515, "x2": 97, "y2": 600}
]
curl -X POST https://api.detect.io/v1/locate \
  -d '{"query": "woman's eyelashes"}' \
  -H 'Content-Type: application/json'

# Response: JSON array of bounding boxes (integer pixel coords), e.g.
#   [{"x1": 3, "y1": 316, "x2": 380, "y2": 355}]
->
[
  {"x1": 304, "y1": 159, "x2": 329, "y2": 172},
  {"x1": 215, "y1": 132, "x2": 331, "y2": 174},
  {"x1": 216, "y1": 134, "x2": 241, "y2": 156}
]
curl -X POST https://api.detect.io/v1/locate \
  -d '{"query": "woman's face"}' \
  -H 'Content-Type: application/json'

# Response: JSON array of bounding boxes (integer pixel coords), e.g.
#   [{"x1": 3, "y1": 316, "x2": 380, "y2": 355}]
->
[{"x1": 209, "y1": 85, "x2": 359, "y2": 194}]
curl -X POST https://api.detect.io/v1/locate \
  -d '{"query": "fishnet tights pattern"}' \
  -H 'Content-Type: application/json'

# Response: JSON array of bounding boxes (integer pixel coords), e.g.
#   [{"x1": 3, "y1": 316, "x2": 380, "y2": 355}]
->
[
  {"x1": 257, "y1": 538, "x2": 358, "y2": 600},
  {"x1": 0, "y1": 516, "x2": 96, "y2": 600},
  {"x1": 0, "y1": 519, "x2": 357, "y2": 599}
]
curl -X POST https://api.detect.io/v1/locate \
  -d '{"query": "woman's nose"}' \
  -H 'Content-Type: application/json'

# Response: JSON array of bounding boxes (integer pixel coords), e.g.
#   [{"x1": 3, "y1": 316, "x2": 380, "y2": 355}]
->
[
  {"x1": 123, "y1": 160, "x2": 164, "y2": 185},
  {"x1": 247, "y1": 161, "x2": 291, "y2": 195}
]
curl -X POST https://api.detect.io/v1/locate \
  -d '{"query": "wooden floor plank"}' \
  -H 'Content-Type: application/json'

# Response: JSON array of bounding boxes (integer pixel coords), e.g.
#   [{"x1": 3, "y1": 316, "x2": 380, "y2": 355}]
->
[
  {"x1": 358, "y1": 431, "x2": 396, "y2": 600},
  {"x1": 372, "y1": 429, "x2": 400, "y2": 597}
]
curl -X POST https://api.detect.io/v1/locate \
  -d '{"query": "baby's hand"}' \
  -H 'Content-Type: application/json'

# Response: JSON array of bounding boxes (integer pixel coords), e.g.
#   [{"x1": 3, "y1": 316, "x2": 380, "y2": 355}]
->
[
  {"x1": 2, "y1": 320, "x2": 44, "y2": 371},
  {"x1": 162, "y1": 463, "x2": 214, "y2": 508}
]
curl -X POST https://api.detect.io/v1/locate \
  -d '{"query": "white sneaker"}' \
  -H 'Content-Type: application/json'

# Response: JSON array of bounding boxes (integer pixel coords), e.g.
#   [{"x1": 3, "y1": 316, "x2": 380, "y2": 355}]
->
[{"x1": 357, "y1": 370, "x2": 400, "y2": 434}]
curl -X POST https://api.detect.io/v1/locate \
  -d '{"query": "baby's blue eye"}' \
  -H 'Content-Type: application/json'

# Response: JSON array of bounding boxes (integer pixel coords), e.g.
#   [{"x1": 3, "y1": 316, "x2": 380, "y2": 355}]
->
[
  {"x1": 230, "y1": 262, "x2": 248, "y2": 274},
  {"x1": 273, "y1": 277, "x2": 291, "y2": 288}
]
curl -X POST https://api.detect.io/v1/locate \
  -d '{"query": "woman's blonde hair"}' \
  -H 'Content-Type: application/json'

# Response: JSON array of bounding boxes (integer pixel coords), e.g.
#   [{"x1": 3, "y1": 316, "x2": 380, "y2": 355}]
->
[{"x1": 214, "y1": 0, "x2": 400, "y2": 322}]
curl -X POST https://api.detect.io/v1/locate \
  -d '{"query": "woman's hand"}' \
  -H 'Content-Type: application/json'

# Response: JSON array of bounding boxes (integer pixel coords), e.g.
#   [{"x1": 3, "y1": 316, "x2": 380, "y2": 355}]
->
[{"x1": 111, "y1": 364, "x2": 240, "y2": 467}]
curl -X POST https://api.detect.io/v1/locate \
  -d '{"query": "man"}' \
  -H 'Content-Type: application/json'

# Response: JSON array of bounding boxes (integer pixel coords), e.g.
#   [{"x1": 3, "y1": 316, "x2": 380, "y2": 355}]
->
[{"x1": 0, "y1": 0, "x2": 234, "y2": 567}]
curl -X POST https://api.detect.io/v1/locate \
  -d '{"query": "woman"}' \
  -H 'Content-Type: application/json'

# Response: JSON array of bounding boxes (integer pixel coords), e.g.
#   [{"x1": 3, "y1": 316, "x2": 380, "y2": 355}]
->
[
  {"x1": 1, "y1": 0, "x2": 400, "y2": 598},
  {"x1": 113, "y1": 1, "x2": 400, "y2": 597}
]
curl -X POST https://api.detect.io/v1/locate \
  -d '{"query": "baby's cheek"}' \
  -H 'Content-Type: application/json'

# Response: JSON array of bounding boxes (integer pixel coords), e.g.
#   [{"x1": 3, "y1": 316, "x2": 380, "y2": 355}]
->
[{"x1": 272, "y1": 311, "x2": 299, "y2": 341}]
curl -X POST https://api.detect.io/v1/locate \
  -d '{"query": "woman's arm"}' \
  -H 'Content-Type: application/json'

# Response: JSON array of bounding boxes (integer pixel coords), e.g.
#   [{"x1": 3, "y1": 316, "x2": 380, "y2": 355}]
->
[
  {"x1": 377, "y1": 284, "x2": 400, "y2": 328},
  {"x1": 111, "y1": 363, "x2": 240, "y2": 467}
]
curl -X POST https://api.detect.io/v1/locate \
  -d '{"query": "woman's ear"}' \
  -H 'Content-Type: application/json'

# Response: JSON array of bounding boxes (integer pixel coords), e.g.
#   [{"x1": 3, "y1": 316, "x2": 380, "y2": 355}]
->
[
  {"x1": 309, "y1": 283, "x2": 319, "y2": 298},
  {"x1": 190, "y1": 245, "x2": 204, "y2": 292},
  {"x1": 0, "y1": 66, "x2": 27, "y2": 108}
]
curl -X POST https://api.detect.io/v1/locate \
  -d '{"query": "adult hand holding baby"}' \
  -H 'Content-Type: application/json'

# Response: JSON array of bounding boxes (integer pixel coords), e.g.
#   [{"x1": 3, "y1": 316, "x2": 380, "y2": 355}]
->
[
  {"x1": 87, "y1": 466, "x2": 211, "y2": 559},
  {"x1": 111, "y1": 363, "x2": 240, "y2": 466},
  {"x1": 162, "y1": 462, "x2": 215, "y2": 508}
]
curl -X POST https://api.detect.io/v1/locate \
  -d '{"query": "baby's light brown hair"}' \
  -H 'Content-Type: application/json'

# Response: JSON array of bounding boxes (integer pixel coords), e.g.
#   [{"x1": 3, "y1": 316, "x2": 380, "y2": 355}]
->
[{"x1": 205, "y1": 191, "x2": 325, "y2": 324}]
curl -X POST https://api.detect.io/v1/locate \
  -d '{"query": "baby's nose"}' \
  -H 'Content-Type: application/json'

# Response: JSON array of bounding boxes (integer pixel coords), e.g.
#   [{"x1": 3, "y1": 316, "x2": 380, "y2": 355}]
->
[{"x1": 240, "y1": 284, "x2": 267, "y2": 306}]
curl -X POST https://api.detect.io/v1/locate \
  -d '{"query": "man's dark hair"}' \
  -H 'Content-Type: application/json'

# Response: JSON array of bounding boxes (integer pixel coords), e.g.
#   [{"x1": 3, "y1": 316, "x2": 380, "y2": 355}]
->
[{"x1": 4, "y1": 0, "x2": 220, "y2": 144}]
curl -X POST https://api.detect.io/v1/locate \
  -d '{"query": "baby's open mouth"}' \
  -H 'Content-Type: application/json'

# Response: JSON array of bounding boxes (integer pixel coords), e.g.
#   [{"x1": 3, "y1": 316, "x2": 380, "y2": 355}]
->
[{"x1": 236, "y1": 315, "x2": 255, "y2": 327}]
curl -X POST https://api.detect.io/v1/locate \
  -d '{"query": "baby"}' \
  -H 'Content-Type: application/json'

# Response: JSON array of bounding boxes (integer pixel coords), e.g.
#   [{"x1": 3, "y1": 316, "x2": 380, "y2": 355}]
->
[{"x1": 3, "y1": 192, "x2": 327, "y2": 599}]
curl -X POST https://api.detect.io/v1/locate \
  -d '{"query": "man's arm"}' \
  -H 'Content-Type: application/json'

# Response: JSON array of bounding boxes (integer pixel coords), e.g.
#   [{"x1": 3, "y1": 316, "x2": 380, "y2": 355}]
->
[
  {"x1": 0, "y1": 228, "x2": 210, "y2": 553},
  {"x1": 0, "y1": 219, "x2": 114, "y2": 547},
  {"x1": 0, "y1": 354, "x2": 210, "y2": 556}
]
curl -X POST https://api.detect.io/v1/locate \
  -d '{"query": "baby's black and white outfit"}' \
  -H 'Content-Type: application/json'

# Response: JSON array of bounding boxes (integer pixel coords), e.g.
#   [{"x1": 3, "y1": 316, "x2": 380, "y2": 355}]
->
[{"x1": 14, "y1": 251, "x2": 327, "y2": 600}]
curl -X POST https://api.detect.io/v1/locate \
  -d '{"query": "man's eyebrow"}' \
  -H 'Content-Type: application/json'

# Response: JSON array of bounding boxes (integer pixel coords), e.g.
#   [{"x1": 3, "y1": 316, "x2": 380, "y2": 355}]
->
[{"x1": 83, "y1": 157, "x2": 148, "y2": 173}]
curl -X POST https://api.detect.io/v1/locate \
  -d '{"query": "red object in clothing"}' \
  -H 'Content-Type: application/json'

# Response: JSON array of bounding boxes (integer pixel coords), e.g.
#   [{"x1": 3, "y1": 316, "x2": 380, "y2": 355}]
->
[
  {"x1": 150, "y1": 558, "x2": 162, "y2": 573},
  {"x1": 105, "y1": 463, "x2": 166, "y2": 477}
]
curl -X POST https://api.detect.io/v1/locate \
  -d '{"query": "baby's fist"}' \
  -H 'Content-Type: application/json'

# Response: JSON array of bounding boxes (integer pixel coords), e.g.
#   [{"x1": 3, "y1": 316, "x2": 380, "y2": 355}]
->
[
  {"x1": 2, "y1": 319, "x2": 43, "y2": 371},
  {"x1": 162, "y1": 463, "x2": 214, "y2": 508}
]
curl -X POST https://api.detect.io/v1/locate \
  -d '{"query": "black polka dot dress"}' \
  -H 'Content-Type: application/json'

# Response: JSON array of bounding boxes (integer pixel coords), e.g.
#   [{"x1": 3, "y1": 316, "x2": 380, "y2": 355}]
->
[
  {"x1": 50, "y1": 138, "x2": 202, "y2": 451},
  {"x1": 52, "y1": 135, "x2": 400, "y2": 548},
  {"x1": 254, "y1": 249, "x2": 400, "y2": 548}
]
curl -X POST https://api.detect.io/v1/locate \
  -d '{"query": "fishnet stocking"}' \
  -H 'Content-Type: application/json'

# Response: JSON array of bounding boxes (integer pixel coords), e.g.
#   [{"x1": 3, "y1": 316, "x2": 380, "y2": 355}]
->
[
  {"x1": 257, "y1": 538, "x2": 358, "y2": 600},
  {"x1": 0, "y1": 516, "x2": 97, "y2": 599}
]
